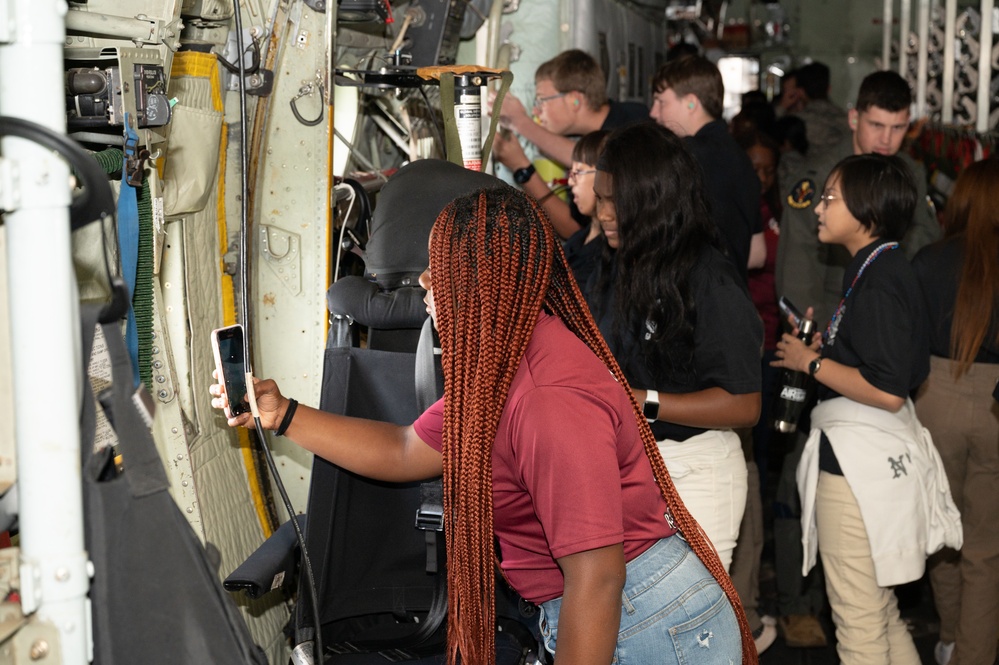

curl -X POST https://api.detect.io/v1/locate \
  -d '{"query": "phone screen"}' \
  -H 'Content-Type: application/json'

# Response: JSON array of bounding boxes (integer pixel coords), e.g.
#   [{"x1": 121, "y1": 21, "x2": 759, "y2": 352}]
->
[{"x1": 214, "y1": 325, "x2": 249, "y2": 417}]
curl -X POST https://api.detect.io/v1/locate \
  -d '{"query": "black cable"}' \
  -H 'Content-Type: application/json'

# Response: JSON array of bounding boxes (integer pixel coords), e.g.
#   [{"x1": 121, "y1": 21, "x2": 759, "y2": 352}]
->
[
  {"x1": 230, "y1": 3, "x2": 324, "y2": 661},
  {"x1": 217, "y1": 36, "x2": 261, "y2": 75},
  {"x1": 418, "y1": 86, "x2": 447, "y2": 159},
  {"x1": 290, "y1": 86, "x2": 325, "y2": 126},
  {"x1": 0, "y1": 116, "x2": 127, "y2": 324},
  {"x1": 0, "y1": 116, "x2": 115, "y2": 229},
  {"x1": 340, "y1": 178, "x2": 370, "y2": 242}
]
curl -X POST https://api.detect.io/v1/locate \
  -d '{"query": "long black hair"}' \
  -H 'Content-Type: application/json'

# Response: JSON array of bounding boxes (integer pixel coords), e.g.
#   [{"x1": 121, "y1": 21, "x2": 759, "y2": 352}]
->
[{"x1": 595, "y1": 122, "x2": 719, "y2": 377}]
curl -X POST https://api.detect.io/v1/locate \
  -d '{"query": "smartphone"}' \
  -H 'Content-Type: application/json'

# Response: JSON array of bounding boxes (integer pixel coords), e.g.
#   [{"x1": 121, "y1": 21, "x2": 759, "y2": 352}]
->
[
  {"x1": 211, "y1": 324, "x2": 250, "y2": 418},
  {"x1": 778, "y1": 296, "x2": 804, "y2": 328}
]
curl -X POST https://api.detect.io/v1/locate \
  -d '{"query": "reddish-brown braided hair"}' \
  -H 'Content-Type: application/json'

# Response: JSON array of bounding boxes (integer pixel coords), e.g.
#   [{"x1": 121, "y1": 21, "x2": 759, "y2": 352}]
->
[{"x1": 429, "y1": 187, "x2": 756, "y2": 665}]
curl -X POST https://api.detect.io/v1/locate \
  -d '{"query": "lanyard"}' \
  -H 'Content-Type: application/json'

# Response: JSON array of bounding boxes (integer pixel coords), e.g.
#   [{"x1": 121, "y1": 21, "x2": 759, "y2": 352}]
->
[{"x1": 823, "y1": 241, "x2": 900, "y2": 345}]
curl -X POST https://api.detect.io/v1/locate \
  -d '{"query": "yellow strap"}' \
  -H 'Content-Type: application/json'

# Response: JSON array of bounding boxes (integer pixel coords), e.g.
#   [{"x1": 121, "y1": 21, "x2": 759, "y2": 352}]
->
[{"x1": 172, "y1": 51, "x2": 274, "y2": 538}]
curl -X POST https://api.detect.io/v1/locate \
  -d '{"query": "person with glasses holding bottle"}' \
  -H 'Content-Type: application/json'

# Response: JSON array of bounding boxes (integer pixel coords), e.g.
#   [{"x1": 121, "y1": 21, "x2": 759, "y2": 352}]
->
[
  {"x1": 491, "y1": 49, "x2": 647, "y2": 239},
  {"x1": 773, "y1": 153, "x2": 960, "y2": 665},
  {"x1": 770, "y1": 70, "x2": 941, "y2": 651}
]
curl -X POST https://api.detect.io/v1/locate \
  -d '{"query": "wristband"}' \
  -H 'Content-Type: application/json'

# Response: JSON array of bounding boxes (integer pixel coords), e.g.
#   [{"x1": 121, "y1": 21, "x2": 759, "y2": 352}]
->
[
  {"x1": 643, "y1": 390, "x2": 660, "y2": 423},
  {"x1": 275, "y1": 398, "x2": 299, "y2": 436}
]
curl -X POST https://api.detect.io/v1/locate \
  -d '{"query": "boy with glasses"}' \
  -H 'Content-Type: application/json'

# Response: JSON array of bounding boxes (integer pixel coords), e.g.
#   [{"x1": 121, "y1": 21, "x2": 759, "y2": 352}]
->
[{"x1": 490, "y1": 49, "x2": 647, "y2": 239}]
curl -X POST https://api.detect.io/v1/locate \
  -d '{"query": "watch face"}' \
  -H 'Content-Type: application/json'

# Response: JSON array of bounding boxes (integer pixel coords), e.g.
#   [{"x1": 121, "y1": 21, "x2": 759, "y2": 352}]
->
[
  {"x1": 643, "y1": 401, "x2": 658, "y2": 420},
  {"x1": 809, "y1": 358, "x2": 821, "y2": 375}
]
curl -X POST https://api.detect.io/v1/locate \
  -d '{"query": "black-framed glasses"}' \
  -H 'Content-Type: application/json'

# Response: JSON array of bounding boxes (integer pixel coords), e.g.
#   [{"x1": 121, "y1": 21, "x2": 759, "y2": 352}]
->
[
  {"x1": 568, "y1": 168, "x2": 596, "y2": 180},
  {"x1": 818, "y1": 191, "x2": 840, "y2": 204},
  {"x1": 533, "y1": 92, "x2": 567, "y2": 108}
]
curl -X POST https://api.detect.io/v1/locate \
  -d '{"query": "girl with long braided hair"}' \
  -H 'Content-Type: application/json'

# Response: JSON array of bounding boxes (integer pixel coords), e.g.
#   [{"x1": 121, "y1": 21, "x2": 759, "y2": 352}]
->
[{"x1": 212, "y1": 186, "x2": 754, "y2": 664}]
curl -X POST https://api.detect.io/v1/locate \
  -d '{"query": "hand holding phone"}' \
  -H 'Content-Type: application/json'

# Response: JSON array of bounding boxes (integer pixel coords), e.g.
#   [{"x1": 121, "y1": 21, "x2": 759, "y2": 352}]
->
[
  {"x1": 211, "y1": 324, "x2": 250, "y2": 418},
  {"x1": 778, "y1": 296, "x2": 805, "y2": 329}
]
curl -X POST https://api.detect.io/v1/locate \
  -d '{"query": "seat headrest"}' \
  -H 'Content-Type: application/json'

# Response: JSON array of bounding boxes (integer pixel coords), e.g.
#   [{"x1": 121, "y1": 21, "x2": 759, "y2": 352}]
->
[{"x1": 364, "y1": 159, "x2": 507, "y2": 289}]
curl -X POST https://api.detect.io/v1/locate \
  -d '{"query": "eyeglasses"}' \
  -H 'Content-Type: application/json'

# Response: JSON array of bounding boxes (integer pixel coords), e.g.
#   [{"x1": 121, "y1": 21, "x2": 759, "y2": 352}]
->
[
  {"x1": 533, "y1": 92, "x2": 567, "y2": 108},
  {"x1": 568, "y1": 168, "x2": 596, "y2": 180},
  {"x1": 818, "y1": 192, "x2": 840, "y2": 205}
]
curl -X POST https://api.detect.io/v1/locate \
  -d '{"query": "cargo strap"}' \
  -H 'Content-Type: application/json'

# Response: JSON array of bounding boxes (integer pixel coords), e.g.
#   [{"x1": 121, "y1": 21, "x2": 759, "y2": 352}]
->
[
  {"x1": 414, "y1": 317, "x2": 445, "y2": 575},
  {"x1": 425, "y1": 67, "x2": 512, "y2": 171}
]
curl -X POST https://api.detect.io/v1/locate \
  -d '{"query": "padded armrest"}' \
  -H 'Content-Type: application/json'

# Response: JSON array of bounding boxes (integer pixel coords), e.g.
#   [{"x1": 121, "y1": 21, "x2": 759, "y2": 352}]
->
[{"x1": 224, "y1": 515, "x2": 306, "y2": 599}]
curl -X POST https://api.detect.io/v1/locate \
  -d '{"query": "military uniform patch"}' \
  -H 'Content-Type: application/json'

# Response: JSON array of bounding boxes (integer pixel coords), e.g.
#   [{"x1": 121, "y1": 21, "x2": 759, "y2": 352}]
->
[{"x1": 787, "y1": 178, "x2": 816, "y2": 209}]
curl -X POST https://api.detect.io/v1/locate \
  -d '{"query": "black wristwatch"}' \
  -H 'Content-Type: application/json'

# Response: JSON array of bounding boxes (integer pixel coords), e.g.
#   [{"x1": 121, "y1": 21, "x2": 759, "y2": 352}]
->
[
  {"x1": 808, "y1": 356, "x2": 823, "y2": 377},
  {"x1": 513, "y1": 164, "x2": 535, "y2": 185},
  {"x1": 643, "y1": 390, "x2": 659, "y2": 422}
]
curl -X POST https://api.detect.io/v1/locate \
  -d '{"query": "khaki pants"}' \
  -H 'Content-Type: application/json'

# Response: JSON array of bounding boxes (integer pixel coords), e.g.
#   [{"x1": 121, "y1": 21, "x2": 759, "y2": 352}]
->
[
  {"x1": 730, "y1": 459, "x2": 763, "y2": 632},
  {"x1": 915, "y1": 356, "x2": 999, "y2": 665},
  {"x1": 816, "y1": 472, "x2": 920, "y2": 665}
]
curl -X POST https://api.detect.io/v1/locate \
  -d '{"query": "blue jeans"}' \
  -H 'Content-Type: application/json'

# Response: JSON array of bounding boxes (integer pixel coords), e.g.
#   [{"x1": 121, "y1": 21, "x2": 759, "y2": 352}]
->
[{"x1": 538, "y1": 535, "x2": 742, "y2": 664}]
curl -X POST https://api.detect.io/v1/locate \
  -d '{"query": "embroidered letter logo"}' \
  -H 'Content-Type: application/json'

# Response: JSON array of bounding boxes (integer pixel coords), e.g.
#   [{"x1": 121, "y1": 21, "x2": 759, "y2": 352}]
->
[{"x1": 888, "y1": 454, "x2": 910, "y2": 479}]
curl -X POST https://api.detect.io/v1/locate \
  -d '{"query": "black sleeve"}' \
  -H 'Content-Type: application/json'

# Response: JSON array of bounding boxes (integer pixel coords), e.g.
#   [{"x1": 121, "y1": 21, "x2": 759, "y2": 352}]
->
[{"x1": 692, "y1": 267, "x2": 764, "y2": 394}]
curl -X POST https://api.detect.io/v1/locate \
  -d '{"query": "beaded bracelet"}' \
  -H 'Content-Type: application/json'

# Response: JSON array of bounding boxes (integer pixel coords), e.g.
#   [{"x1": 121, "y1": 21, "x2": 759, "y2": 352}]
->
[{"x1": 275, "y1": 398, "x2": 299, "y2": 437}]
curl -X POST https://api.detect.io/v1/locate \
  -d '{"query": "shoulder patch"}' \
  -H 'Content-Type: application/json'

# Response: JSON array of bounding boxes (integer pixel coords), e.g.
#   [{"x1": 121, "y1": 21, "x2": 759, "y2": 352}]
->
[{"x1": 787, "y1": 178, "x2": 816, "y2": 209}]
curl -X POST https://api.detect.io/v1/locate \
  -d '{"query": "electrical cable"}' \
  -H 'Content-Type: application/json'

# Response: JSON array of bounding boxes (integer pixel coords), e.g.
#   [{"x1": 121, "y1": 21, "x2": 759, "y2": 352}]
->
[
  {"x1": 230, "y1": 2, "x2": 324, "y2": 661},
  {"x1": 217, "y1": 36, "x2": 261, "y2": 75},
  {"x1": 331, "y1": 183, "x2": 356, "y2": 285},
  {"x1": 291, "y1": 85, "x2": 326, "y2": 126},
  {"x1": 418, "y1": 86, "x2": 447, "y2": 158},
  {"x1": 341, "y1": 178, "x2": 370, "y2": 239}
]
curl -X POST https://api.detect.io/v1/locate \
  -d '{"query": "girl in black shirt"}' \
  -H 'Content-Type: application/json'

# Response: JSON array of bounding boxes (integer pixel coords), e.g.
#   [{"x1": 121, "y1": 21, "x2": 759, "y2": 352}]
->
[
  {"x1": 775, "y1": 154, "x2": 954, "y2": 665},
  {"x1": 588, "y1": 122, "x2": 762, "y2": 572}
]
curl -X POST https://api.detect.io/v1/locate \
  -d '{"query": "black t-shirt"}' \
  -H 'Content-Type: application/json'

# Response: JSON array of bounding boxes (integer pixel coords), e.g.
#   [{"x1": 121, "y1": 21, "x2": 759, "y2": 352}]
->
[
  {"x1": 601, "y1": 100, "x2": 651, "y2": 130},
  {"x1": 684, "y1": 119, "x2": 762, "y2": 282},
  {"x1": 566, "y1": 101, "x2": 652, "y2": 227},
  {"x1": 912, "y1": 234, "x2": 999, "y2": 362},
  {"x1": 563, "y1": 227, "x2": 604, "y2": 291},
  {"x1": 590, "y1": 245, "x2": 763, "y2": 442},
  {"x1": 817, "y1": 240, "x2": 930, "y2": 472}
]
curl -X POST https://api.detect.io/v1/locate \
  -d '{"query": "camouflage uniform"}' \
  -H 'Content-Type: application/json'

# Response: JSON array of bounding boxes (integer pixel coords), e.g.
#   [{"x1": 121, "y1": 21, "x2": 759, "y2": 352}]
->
[
  {"x1": 774, "y1": 136, "x2": 940, "y2": 326},
  {"x1": 792, "y1": 99, "x2": 850, "y2": 156}
]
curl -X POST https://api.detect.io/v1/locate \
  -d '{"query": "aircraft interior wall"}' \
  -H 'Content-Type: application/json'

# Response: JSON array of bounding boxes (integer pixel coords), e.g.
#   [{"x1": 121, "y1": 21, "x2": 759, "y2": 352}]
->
[{"x1": 1, "y1": 0, "x2": 998, "y2": 662}]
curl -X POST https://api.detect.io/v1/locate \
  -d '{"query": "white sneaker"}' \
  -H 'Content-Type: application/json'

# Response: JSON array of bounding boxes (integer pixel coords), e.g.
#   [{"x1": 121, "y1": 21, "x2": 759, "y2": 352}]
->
[{"x1": 934, "y1": 640, "x2": 954, "y2": 665}]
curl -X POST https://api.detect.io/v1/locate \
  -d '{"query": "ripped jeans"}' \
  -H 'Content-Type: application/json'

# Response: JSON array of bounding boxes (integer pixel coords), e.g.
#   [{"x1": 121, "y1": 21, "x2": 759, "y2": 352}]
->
[{"x1": 538, "y1": 535, "x2": 742, "y2": 664}]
